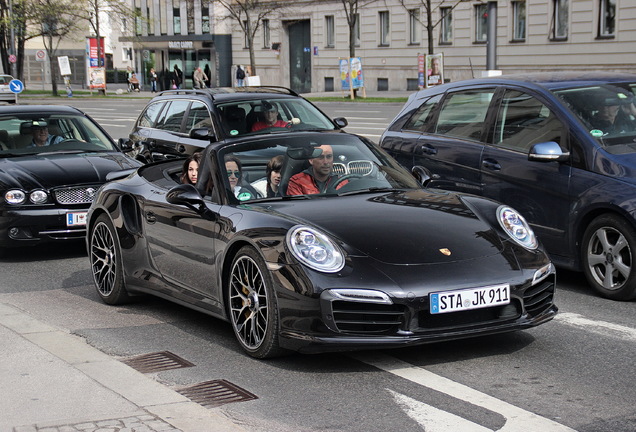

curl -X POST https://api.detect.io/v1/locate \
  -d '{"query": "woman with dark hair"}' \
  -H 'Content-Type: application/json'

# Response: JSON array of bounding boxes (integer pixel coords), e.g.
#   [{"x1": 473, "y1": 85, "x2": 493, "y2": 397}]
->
[
  {"x1": 225, "y1": 155, "x2": 257, "y2": 201},
  {"x1": 180, "y1": 152, "x2": 202, "y2": 185},
  {"x1": 265, "y1": 155, "x2": 284, "y2": 197}
]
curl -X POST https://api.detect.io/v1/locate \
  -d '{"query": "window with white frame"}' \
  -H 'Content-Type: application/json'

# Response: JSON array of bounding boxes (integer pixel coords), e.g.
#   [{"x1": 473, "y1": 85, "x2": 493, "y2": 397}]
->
[
  {"x1": 409, "y1": 9, "x2": 420, "y2": 45},
  {"x1": 440, "y1": 7, "x2": 452, "y2": 43},
  {"x1": 475, "y1": 4, "x2": 488, "y2": 42},
  {"x1": 262, "y1": 19, "x2": 270, "y2": 48},
  {"x1": 202, "y1": 6, "x2": 210, "y2": 33},
  {"x1": 379, "y1": 11, "x2": 390, "y2": 46},
  {"x1": 599, "y1": 0, "x2": 616, "y2": 37},
  {"x1": 173, "y1": 8, "x2": 181, "y2": 34},
  {"x1": 552, "y1": 0, "x2": 568, "y2": 39},
  {"x1": 326, "y1": 15, "x2": 335, "y2": 47},
  {"x1": 243, "y1": 20, "x2": 249, "y2": 48},
  {"x1": 135, "y1": 8, "x2": 142, "y2": 36},
  {"x1": 512, "y1": 1, "x2": 526, "y2": 41}
]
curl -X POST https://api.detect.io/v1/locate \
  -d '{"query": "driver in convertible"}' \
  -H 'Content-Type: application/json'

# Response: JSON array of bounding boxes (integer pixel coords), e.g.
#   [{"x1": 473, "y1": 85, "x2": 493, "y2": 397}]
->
[
  {"x1": 251, "y1": 102, "x2": 290, "y2": 132},
  {"x1": 30, "y1": 119, "x2": 64, "y2": 147},
  {"x1": 287, "y1": 145, "x2": 348, "y2": 195}
]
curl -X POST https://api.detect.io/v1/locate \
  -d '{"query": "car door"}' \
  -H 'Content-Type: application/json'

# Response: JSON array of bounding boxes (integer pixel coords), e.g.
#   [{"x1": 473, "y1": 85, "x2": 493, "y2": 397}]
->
[
  {"x1": 139, "y1": 163, "x2": 224, "y2": 311},
  {"x1": 414, "y1": 88, "x2": 497, "y2": 194},
  {"x1": 175, "y1": 100, "x2": 217, "y2": 156},
  {"x1": 480, "y1": 88, "x2": 572, "y2": 255}
]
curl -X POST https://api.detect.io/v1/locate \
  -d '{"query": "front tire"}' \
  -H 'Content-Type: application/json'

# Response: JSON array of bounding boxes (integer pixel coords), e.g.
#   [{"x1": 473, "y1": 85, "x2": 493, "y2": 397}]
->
[
  {"x1": 582, "y1": 214, "x2": 636, "y2": 300},
  {"x1": 89, "y1": 214, "x2": 130, "y2": 305},
  {"x1": 227, "y1": 246, "x2": 284, "y2": 358}
]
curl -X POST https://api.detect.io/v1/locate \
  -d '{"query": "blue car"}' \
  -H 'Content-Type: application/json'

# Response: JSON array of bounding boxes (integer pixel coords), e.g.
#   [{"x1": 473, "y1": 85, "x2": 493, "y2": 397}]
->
[{"x1": 381, "y1": 72, "x2": 636, "y2": 301}]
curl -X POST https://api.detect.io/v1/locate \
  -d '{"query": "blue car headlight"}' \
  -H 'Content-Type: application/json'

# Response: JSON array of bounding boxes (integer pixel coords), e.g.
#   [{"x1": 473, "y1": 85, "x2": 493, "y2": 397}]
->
[
  {"x1": 286, "y1": 225, "x2": 345, "y2": 273},
  {"x1": 497, "y1": 206, "x2": 538, "y2": 250}
]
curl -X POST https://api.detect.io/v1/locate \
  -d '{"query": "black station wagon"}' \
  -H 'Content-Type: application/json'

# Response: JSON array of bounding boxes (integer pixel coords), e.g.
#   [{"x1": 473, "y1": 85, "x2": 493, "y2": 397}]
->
[{"x1": 381, "y1": 72, "x2": 636, "y2": 301}]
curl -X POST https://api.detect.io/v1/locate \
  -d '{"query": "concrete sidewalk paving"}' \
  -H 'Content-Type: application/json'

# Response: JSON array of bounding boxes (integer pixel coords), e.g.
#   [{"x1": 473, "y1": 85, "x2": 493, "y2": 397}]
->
[{"x1": 0, "y1": 303, "x2": 246, "y2": 432}]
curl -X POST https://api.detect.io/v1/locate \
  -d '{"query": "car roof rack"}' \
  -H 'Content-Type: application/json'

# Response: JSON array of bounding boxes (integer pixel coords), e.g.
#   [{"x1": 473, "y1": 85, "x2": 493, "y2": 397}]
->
[{"x1": 156, "y1": 86, "x2": 300, "y2": 98}]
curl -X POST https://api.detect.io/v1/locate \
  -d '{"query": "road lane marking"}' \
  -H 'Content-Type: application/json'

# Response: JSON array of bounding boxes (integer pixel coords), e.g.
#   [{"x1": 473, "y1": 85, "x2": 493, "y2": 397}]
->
[
  {"x1": 555, "y1": 312, "x2": 636, "y2": 341},
  {"x1": 389, "y1": 389, "x2": 492, "y2": 431},
  {"x1": 350, "y1": 352, "x2": 576, "y2": 432}
]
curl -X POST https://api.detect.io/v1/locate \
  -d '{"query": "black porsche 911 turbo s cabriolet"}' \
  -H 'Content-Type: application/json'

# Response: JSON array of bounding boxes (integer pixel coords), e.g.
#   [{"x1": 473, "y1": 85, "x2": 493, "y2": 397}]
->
[{"x1": 87, "y1": 131, "x2": 557, "y2": 358}]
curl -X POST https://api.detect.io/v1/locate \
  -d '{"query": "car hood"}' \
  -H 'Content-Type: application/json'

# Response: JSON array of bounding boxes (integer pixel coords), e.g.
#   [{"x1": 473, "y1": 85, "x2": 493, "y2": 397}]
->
[
  {"x1": 265, "y1": 189, "x2": 506, "y2": 265},
  {"x1": 0, "y1": 152, "x2": 141, "y2": 189}
]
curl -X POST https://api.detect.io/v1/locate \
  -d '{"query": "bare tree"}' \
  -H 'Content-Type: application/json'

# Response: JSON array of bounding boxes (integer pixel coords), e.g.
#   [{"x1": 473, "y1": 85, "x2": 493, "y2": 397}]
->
[
  {"x1": 215, "y1": 0, "x2": 284, "y2": 75},
  {"x1": 340, "y1": 0, "x2": 377, "y2": 58},
  {"x1": 398, "y1": 0, "x2": 467, "y2": 55},
  {"x1": 0, "y1": 0, "x2": 28, "y2": 79}
]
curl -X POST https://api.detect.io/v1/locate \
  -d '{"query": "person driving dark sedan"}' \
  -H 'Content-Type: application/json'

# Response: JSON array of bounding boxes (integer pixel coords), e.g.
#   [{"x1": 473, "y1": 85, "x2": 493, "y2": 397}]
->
[{"x1": 30, "y1": 119, "x2": 64, "y2": 147}]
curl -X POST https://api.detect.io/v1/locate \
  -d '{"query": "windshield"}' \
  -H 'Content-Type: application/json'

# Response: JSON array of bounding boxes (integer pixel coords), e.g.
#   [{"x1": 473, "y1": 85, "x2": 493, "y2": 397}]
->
[
  {"x1": 217, "y1": 97, "x2": 337, "y2": 138},
  {"x1": 554, "y1": 83, "x2": 636, "y2": 152},
  {"x1": 0, "y1": 113, "x2": 116, "y2": 156},
  {"x1": 218, "y1": 133, "x2": 421, "y2": 202}
]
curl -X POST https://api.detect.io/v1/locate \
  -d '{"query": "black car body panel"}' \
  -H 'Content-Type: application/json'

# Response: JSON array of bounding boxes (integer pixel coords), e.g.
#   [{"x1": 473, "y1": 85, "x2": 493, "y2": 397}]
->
[
  {"x1": 380, "y1": 72, "x2": 636, "y2": 300},
  {"x1": 87, "y1": 131, "x2": 557, "y2": 356}
]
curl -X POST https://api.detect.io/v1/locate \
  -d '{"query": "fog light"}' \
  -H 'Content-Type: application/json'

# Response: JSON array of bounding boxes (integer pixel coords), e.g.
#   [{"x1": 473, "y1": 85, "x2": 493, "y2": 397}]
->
[{"x1": 8, "y1": 227, "x2": 33, "y2": 240}]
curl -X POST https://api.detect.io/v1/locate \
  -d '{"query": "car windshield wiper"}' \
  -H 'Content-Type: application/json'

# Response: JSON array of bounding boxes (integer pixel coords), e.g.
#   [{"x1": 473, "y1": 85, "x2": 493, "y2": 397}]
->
[
  {"x1": 37, "y1": 149, "x2": 88, "y2": 156},
  {"x1": 0, "y1": 151, "x2": 40, "y2": 158},
  {"x1": 336, "y1": 187, "x2": 406, "y2": 197}
]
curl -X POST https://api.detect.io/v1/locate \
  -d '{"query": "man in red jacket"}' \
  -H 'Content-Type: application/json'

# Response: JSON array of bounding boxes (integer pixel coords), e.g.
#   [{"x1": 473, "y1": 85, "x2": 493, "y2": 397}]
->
[{"x1": 287, "y1": 145, "x2": 347, "y2": 195}]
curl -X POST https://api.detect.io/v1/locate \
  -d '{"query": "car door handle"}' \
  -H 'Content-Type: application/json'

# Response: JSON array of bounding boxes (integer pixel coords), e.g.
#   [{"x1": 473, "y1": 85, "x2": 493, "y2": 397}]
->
[
  {"x1": 418, "y1": 144, "x2": 438, "y2": 155},
  {"x1": 482, "y1": 159, "x2": 501, "y2": 171},
  {"x1": 145, "y1": 211, "x2": 156, "y2": 224}
]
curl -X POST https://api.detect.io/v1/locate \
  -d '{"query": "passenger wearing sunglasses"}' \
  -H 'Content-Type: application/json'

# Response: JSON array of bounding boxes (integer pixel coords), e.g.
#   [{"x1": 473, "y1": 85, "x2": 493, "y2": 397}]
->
[
  {"x1": 225, "y1": 155, "x2": 258, "y2": 201},
  {"x1": 287, "y1": 145, "x2": 347, "y2": 195}
]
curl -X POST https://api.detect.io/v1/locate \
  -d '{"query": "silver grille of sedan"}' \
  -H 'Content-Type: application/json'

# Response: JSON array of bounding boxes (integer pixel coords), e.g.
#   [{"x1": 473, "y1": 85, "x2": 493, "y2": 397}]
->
[
  {"x1": 54, "y1": 186, "x2": 99, "y2": 205},
  {"x1": 332, "y1": 160, "x2": 374, "y2": 176}
]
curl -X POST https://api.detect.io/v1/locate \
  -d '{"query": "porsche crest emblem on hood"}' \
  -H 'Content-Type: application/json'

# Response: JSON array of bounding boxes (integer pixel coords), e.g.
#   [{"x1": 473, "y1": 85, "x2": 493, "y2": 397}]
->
[{"x1": 439, "y1": 248, "x2": 452, "y2": 256}]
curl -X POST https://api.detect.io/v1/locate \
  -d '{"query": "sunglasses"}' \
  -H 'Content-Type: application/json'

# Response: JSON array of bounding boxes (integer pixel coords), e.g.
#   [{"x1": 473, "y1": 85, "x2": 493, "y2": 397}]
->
[{"x1": 226, "y1": 170, "x2": 241, "y2": 178}]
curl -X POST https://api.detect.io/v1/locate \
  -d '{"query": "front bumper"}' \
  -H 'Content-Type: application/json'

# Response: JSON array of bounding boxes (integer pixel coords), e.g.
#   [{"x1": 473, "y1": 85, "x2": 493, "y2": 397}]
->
[{"x1": 0, "y1": 206, "x2": 89, "y2": 247}]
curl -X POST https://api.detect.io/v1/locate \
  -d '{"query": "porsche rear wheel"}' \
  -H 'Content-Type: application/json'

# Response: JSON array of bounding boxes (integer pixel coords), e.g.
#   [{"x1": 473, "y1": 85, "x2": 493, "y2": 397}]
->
[
  {"x1": 89, "y1": 214, "x2": 130, "y2": 305},
  {"x1": 228, "y1": 246, "x2": 284, "y2": 358},
  {"x1": 582, "y1": 214, "x2": 636, "y2": 301}
]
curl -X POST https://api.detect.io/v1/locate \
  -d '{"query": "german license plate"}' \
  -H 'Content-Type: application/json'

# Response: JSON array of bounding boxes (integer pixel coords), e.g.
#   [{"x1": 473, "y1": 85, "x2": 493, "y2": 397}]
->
[
  {"x1": 430, "y1": 284, "x2": 510, "y2": 314},
  {"x1": 66, "y1": 212, "x2": 87, "y2": 226}
]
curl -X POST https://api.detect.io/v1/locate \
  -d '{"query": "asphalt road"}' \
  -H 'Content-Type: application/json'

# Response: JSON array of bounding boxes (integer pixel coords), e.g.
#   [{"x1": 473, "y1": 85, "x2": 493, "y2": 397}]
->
[{"x1": 2, "y1": 97, "x2": 635, "y2": 432}]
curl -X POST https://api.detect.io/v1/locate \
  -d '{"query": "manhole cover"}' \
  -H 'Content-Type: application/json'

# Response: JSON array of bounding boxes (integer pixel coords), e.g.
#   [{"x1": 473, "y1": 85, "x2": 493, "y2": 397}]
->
[
  {"x1": 122, "y1": 351, "x2": 195, "y2": 373},
  {"x1": 178, "y1": 379, "x2": 258, "y2": 408}
]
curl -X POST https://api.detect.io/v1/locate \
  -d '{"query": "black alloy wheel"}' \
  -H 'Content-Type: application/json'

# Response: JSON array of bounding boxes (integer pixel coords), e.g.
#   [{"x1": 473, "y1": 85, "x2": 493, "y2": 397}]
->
[
  {"x1": 89, "y1": 214, "x2": 130, "y2": 305},
  {"x1": 582, "y1": 214, "x2": 636, "y2": 301},
  {"x1": 228, "y1": 246, "x2": 284, "y2": 358}
]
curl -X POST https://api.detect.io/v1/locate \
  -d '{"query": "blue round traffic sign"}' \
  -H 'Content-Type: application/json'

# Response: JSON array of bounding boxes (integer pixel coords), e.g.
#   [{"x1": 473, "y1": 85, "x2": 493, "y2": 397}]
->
[{"x1": 9, "y1": 79, "x2": 24, "y2": 94}]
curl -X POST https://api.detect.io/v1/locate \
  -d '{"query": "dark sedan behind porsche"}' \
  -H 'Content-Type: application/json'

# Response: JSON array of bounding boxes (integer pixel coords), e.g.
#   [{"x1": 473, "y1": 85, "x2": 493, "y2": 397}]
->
[{"x1": 0, "y1": 105, "x2": 141, "y2": 253}]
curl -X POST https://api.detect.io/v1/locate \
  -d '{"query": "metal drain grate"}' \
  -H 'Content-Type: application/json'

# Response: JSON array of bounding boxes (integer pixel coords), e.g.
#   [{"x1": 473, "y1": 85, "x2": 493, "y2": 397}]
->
[
  {"x1": 122, "y1": 351, "x2": 195, "y2": 373},
  {"x1": 178, "y1": 379, "x2": 258, "y2": 408}
]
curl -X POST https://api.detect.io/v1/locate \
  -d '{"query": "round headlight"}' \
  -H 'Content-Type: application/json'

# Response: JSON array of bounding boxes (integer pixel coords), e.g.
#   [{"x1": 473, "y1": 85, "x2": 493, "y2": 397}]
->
[
  {"x1": 497, "y1": 206, "x2": 538, "y2": 250},
  {"x1": 5, "y1": 189, "x2": 26, "y2": 205},
  {"x1": 286, "y1": 225, "x2": 345, "y2": 273},
  {"x1": 29, "y1": 190, "x2": 48, "y2": 204}
]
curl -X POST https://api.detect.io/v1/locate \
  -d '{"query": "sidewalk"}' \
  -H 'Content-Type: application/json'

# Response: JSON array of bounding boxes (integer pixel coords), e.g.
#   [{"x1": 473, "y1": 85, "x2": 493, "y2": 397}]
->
[{"x1": 0, "y1": 303, "x2": 246, "y2": 432}]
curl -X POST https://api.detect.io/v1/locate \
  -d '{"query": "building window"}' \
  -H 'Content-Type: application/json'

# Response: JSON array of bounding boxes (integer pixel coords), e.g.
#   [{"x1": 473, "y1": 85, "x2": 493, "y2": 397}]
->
[
  {"x1": 512, "y1": 1, "x2": 526, "y2": 41},
  {"x1": 354, "y1": 13, "x2": 360, "y2": 46},
  {"x1": 599, "y1": 0, "x2": 616, "y2": 37},
  {"x1": 440, "y1": 7, "x2": 452, "y2": 43},
  {"x1": 243, "y1": 20, "x2": 249, "y2": 48},
  {"x1": 409, "y1": 9, "x2": 420, "y2": 45},
  {"x1": 262, "y1": 19, "x2": 270, "y2": 48},
  {"x1": 202, "y1": 6, "x2": 210, "y2": 33},
  {"x1": 379, "y1": 11, "x2": 390, "y2": 46},
  {"x1": 475, "y1": 4, "x2": 488, "y2": 42},
  {"x1": 326, "y1": 15, "x2": 335, "y2": 47},
  {"x1": 551, "y1": 0, "x2": 568, "y2": 39},
  {"x1": 173, "y1": 8, "x2": 181, "y2": 34},
  {"x1": 135, "y1": 8, "x2": 142, "y2": 36}
]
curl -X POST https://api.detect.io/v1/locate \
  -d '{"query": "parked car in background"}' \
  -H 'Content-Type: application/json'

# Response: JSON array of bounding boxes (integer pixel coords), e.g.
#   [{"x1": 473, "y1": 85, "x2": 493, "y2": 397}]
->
[
  {"x1": 0, "y1": 75, "x2": 17, "y2": 104},
  {"x1": 0, "y1": 105, "x2": 141, "y2": 254},
  {"x1": 87, "y1": 130, "x2": 557, "y2": 358},
  {"x1": 124, "y1": 86, "x2": 348, "y2": 163},
  {"x1": 381, "y1": 72, "x2": 636, "y2": 301}
]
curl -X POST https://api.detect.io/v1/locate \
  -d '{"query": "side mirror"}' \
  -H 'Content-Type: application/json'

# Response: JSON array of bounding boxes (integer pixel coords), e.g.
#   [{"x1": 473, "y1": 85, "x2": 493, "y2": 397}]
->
[
  {"x1": 528, "y1": 141, "x2": 570, "y2": 162},
  {"x1": 412, "y1": 165, "x2": 432, "y2": 187},
  {"x1": 118, "y1": 138, "x2": 134, "y2": 151},
  {"x1": 333, "y1": 117, "x2": 348, "y2": 128},
  {"x1": 189, "y1": 127, "x2": 216, "y2": 142},
  {"x1": 167, "y1": 183, "x2": 205, "y2": 206}
]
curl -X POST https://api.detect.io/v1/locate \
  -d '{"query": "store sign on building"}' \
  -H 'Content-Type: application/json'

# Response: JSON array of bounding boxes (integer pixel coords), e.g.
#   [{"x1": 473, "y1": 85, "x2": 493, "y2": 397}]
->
[{"x1": 168, "y1": 41, "x2": 194, "y2": 49}]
